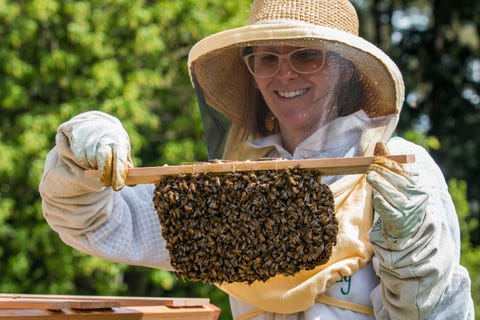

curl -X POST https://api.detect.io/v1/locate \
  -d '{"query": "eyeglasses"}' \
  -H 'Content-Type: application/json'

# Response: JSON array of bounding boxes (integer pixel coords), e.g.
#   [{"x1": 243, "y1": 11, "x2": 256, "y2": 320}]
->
[{"x1": 243, "y1": 48, "x2": 325, "y2": 78}]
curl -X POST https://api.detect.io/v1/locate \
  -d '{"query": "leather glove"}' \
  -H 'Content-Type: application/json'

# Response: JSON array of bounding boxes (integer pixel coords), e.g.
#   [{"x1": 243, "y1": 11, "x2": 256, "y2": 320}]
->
[
  {"x1": 366, "y1": 156, "x2": 428, "y2": 238},
  {"x1": 56, "y1": 111, "x2": 132, "y2": 191}
]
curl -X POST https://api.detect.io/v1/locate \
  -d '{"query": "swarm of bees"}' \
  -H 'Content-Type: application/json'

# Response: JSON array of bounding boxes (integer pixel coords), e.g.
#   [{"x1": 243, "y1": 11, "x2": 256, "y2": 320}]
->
[{"x1": 153, "y1": 168, "x2": 338, "y2": 284}]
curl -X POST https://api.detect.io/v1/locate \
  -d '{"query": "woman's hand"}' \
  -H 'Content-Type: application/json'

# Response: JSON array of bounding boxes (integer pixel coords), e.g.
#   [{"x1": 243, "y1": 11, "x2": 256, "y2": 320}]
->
[
  {"x1": 366, "y1": 157, "x2": 428, "y2": 238},
  {"x1": 56, "y1": 111, "x2": 132, "y2": 191}
]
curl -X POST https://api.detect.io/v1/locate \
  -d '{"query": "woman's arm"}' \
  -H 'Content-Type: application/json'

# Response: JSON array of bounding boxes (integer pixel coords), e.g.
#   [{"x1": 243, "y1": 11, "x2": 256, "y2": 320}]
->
[
  {"x1": 39, "y1": 111, "x2": 173, "y2": 270},
  {"x1": 368, "y1": 137, "x2": 474, "y2": 319}
]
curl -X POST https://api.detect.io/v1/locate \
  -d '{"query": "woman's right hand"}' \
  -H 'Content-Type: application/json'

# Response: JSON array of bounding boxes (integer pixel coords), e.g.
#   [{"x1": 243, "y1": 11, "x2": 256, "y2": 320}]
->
[{"x1": 56, "y1": 111, "x2": 133, "y2": 191}]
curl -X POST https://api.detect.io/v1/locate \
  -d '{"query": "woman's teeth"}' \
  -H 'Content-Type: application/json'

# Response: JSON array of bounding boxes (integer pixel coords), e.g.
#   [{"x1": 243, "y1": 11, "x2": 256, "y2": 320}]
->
[{"x1": 277, "y1": 89, "x2": 308, "y2": 98}]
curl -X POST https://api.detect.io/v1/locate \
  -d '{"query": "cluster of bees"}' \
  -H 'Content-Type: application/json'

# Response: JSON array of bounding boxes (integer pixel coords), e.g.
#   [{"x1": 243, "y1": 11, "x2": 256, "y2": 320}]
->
[{"x1": 153, "y1": 168, "x2": 338, "y2": 284}]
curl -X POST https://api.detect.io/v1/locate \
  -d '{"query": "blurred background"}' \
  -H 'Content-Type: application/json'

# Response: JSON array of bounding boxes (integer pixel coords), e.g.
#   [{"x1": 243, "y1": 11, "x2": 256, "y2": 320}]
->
[{"x1": 0, "y1": 0, "x2": 478, "y2": 319}]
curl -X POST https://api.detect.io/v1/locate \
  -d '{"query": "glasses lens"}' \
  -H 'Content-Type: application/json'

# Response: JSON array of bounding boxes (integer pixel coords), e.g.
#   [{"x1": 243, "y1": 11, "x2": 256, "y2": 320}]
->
[
  {"x1": 246, "y1": 53, "x2": 279, "y2": 77},
  {"x1": 244, "y1": 49, "x2": 325, "y2": 77},
  {"x1": 290, "y1": 49, "x2": 324, "y2": 73}
]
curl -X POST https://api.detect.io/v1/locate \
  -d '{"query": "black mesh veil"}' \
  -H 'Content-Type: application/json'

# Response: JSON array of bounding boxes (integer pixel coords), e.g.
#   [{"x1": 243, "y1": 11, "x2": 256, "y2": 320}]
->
[{"x1": 193, "y1": 76, "x2": 232, "y2": 160}]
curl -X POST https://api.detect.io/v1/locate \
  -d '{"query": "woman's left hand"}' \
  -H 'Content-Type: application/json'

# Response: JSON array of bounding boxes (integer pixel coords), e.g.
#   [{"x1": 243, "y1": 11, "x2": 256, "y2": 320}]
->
[{"x1": 366, "y1": 157, "x2": 428, "y2": 238}]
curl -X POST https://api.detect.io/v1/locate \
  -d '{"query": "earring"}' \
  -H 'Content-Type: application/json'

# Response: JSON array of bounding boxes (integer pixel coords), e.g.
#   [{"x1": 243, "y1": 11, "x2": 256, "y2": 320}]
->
[{"x1": 265, "y1": 111, "x2": 277, "y2": 133}]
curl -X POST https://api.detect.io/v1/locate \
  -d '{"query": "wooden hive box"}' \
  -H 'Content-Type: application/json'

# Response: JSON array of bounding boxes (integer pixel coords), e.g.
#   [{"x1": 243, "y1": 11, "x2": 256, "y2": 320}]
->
[{"x1": 0, "y1": 294, "x2": 220, "y2": 320}]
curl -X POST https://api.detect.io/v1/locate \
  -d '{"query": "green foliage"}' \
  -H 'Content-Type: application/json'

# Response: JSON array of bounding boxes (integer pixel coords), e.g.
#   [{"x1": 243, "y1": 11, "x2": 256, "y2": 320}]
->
[{"x1": 399, "y1": 129, "x2": 441, "y2": 151}]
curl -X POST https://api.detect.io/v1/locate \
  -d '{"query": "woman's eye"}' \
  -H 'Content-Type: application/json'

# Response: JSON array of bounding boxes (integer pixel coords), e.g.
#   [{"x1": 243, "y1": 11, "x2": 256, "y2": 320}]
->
[
  {"x1": 259, "y1": 54, "x2": 278, "y2": 64},
  {"x1": 294, "y1": 50, "x2": 322, "y2": 61}
]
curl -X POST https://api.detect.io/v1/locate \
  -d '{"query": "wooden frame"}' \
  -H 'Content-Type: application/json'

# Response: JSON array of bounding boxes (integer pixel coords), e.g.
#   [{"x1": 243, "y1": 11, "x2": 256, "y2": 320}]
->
[
  {"x1": 0, "y1": 294, "x2": 220, "y2": 319},
  {"x1": 84, "y1": 154, "x2": 415, "y2": 185}
]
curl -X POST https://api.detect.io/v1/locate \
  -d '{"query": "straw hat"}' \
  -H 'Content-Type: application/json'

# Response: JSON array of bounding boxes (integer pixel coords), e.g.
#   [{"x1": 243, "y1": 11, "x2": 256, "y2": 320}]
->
[{"x1": 188, "y1": 0, "x2": 404, "y2": 126}]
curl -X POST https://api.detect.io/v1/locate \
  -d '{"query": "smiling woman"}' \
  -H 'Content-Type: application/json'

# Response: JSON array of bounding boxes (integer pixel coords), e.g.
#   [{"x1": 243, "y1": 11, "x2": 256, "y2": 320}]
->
[
  {"x1": 237, "y1": 46, "x2": 363, "y2": 139},
  {"x1": 246, "y1": 46, "x2": 358, "y2": 153}
]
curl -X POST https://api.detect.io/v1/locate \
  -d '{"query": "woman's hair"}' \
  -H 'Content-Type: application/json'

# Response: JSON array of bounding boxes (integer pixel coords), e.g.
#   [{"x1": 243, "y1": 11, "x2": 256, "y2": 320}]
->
[
  {"x1": 241, "y1": 48, "x2": 365, "y2": 137},
  {"x1": 334, "y1": 53, "x2": 365, "y2": 117}
]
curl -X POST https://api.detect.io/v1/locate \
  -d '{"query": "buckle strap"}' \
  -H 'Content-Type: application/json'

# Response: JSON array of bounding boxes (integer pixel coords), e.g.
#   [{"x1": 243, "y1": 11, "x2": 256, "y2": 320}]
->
[
  {"x1": 235, "y1": 308, "x2": 264, "y2": 320},
  {"x1": 316, "y1": 295, "x2": 374, "y2": 316}
]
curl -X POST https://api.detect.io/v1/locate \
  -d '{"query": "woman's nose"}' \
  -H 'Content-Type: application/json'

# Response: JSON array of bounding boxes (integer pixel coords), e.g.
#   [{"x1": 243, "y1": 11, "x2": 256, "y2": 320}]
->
[{"x1": 276, "y1": 58, "x2": 298, "y2": 81}]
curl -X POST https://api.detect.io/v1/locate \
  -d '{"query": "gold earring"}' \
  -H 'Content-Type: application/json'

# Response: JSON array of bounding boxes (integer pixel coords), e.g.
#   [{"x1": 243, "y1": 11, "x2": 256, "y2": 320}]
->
[{"x1": 265, "y1": 111, "x2": 277, "y2": 133}]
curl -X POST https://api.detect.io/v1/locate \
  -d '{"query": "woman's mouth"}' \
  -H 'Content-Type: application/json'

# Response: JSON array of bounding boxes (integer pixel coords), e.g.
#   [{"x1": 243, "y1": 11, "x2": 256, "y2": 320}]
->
[{"x1": 276, "y1": 88, "x2": 308, "y2": 98}]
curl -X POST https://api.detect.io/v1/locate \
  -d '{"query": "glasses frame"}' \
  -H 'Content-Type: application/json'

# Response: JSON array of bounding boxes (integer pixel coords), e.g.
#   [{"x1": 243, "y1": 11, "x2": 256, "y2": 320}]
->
[{"x1": 243, "y1": 48, "x2": 326, "y2": 78}]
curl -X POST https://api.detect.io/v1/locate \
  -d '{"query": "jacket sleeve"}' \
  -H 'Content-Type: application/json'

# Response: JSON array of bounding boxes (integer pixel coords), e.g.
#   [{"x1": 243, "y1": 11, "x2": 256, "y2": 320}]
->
[
  {"x1": 39, "y1": 146, "x2": 173, "y2": 271},
  {"x1": 369, "y1": 137, "x2": 474, "y2": 319}
]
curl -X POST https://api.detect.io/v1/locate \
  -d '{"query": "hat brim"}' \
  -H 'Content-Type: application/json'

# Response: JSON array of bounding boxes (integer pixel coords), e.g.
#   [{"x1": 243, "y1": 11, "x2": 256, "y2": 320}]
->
[{"x1": 188, "y1": 21, "x2": 404, "y2": 124}]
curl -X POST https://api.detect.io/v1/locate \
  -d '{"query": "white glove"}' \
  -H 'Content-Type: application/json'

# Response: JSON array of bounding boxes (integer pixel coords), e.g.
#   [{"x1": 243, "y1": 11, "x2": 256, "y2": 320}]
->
[
  {"x1": 366, "y1": 156, "x2": 428, "y2": 238},
  {"x1": 56, "y1": 111, "x2": 132, "y2": 191}
]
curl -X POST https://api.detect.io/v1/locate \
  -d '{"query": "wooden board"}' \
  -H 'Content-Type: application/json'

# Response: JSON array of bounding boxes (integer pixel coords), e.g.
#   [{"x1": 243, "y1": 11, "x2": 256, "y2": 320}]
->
[
  {"x1": 0, "y1": 305, "x2": 220, "y2": 320},
  {"x1": 0, "y1": 298, "x2": 119, "y2": 310},
  {"x1": 0, "y1": 294, "x2": 220, "y2": 319},
  {"x1": 84, "y1": 154, "x2": 415, "y2": 185},
  {"x1": 0, "y1": 294, "x2": 210, "y2": 309}
]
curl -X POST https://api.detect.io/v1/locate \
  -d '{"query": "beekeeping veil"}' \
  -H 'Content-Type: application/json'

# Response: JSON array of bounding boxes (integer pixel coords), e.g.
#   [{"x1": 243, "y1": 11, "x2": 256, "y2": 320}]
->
[{"x1": 187, "y1": 0, "x2": 405, "y2": 315}]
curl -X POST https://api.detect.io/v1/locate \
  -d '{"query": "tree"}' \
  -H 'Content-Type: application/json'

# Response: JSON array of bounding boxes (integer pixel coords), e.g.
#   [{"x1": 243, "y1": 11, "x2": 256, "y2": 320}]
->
[{"x1": 379, "y1": 0, "x2": 480, "y2": 238}]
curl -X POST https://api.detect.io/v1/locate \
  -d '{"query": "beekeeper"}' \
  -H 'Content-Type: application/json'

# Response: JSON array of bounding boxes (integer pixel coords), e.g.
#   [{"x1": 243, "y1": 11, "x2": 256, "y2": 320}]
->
[{"x1": 39, "y1": 0, "x2": 474, "y2": 319}]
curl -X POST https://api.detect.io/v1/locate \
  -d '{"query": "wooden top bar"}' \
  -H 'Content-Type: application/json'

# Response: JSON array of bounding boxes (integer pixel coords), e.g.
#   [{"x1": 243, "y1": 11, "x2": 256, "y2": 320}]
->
[{"x1": 84, "y1": 154, "x2": 415, "y2": 185}]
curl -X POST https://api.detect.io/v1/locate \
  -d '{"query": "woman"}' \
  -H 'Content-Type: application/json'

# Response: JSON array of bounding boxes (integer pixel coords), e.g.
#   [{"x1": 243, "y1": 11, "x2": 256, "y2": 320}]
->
[{"x1": 39, "y1": 0, "x2": 474, "y2": 319}]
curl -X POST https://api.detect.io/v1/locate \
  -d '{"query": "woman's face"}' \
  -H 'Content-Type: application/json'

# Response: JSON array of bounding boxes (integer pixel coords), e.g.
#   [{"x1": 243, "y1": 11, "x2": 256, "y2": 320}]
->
[{"x1": 251, "y1": 46, "x2": 348, "y2": 138}]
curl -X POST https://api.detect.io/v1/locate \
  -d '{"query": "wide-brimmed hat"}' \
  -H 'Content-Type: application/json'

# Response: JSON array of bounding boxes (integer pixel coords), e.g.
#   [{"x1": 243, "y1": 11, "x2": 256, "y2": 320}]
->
[{"x1": 188, "y1": 0, "x2": 404, "y2": 126}]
